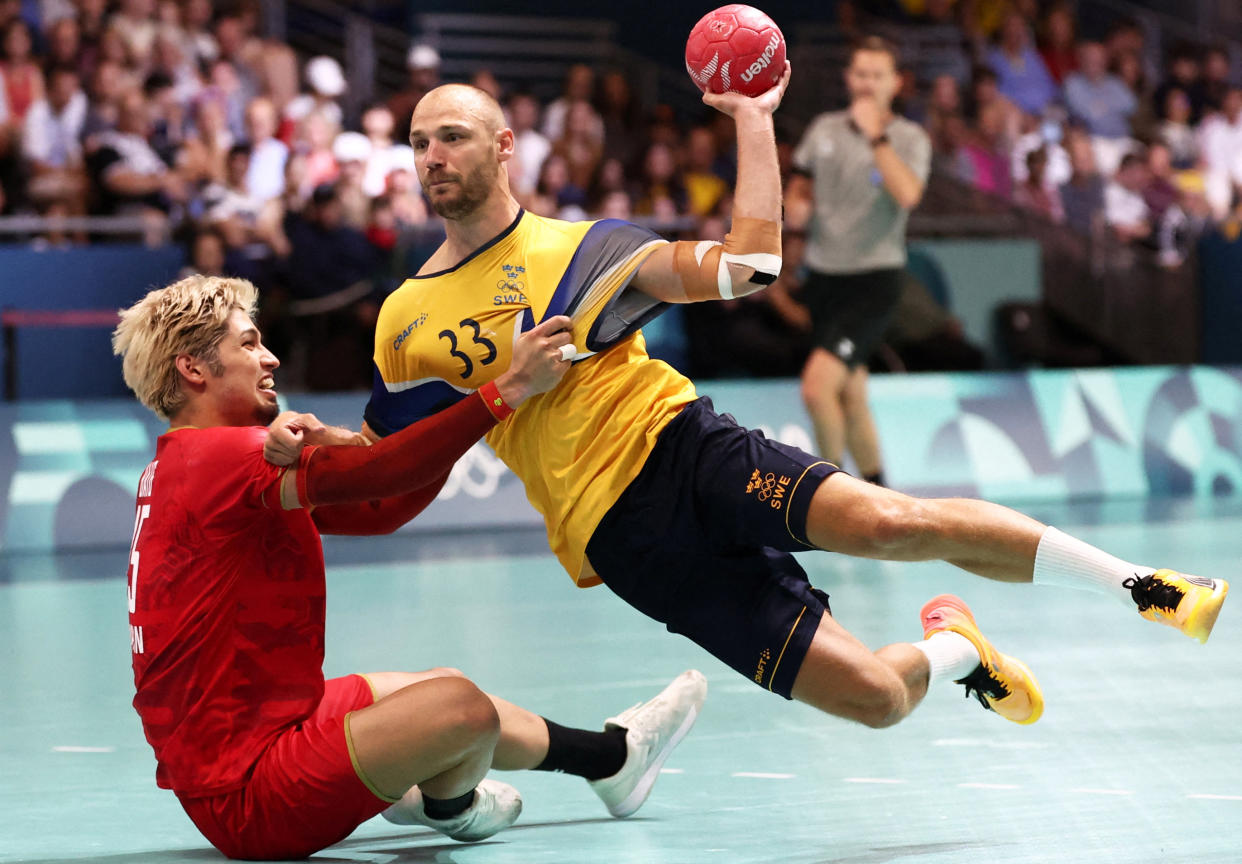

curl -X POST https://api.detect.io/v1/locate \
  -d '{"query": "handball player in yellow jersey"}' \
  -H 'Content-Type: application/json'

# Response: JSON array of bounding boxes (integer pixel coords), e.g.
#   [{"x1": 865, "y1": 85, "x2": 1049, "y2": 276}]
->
[{"x1": 273, "y1": 63, "x2": 1226, "y2": 732}]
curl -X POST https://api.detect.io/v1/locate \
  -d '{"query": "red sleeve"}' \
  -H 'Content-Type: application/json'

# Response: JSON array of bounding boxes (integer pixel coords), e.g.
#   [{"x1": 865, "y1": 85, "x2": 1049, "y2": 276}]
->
[
  {"x1": 303, "y1": 389, "x2": 496, "y2": 507},
  {"x1": 311, "y1": 470, "x2": 450, "y2": 535}
]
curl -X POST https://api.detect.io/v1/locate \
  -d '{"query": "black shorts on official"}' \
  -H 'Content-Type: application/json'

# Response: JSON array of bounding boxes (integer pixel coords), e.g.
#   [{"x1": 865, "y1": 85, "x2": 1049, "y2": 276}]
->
[
  {"x1": 801, "y1": 267, "x2": 905, "y2": 368},
  {"x1": 586, "y1": 397, "x2": 840, "y2": 699}
]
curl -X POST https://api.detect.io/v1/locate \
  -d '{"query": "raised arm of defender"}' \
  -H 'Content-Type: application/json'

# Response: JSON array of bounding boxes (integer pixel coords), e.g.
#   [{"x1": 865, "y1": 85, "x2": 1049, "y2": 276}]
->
[{"x1": 630, "y1": 61, "x2": 791, "y2": 305}]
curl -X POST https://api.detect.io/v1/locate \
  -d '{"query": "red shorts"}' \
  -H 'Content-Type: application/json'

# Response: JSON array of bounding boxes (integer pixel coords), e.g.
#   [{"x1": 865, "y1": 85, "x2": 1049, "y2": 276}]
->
[{"x1": 178, "y1": 674, "x2": 397, "y2": 860}]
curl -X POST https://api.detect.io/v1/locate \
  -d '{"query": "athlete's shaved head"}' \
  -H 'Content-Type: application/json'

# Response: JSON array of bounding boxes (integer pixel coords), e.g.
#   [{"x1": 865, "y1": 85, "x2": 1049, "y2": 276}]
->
[{"x1": 411, "y1": 83, "x2": 507, "y2": 137}]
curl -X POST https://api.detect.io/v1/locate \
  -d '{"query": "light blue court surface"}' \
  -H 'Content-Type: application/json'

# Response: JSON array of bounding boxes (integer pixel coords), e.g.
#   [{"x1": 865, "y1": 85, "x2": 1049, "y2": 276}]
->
[{"x1": 2, "y1": 498, "x2": 1241, "y2": 864}]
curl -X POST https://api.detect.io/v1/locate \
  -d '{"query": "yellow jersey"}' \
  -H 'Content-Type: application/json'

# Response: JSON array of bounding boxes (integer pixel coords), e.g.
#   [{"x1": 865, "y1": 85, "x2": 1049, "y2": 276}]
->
[{"x1": 366, "y1": 210, "x2": 698, "y2": 585}]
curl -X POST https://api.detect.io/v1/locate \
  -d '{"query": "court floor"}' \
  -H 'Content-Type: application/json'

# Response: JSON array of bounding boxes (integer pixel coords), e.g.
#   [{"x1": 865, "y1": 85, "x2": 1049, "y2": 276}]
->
[{"x1": 2, "y1": 497, "x2": 1240, "y2": 863}]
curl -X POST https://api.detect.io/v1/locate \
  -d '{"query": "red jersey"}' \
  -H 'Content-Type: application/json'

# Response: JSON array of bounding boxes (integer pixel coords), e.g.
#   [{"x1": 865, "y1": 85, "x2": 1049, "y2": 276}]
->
[{"x1": 127, "y1": 426, "x2": 323, "y2": 797}]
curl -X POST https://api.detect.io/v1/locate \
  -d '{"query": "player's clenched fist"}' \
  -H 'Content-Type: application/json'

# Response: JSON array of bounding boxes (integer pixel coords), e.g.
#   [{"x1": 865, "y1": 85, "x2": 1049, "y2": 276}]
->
[{"x1": 493, "y1": 314, "x2": 576, "y2": 408}]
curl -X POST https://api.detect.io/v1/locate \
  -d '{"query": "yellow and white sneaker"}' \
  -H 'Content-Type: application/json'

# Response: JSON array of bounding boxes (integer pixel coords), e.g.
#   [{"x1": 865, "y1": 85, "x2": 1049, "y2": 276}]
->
[
  {"x1": 1123, "y1": 570, "x2": 1228, "y2": 644},
  {"x1": 920, "y1": 594, "x2": 1044, "y2": 725}
]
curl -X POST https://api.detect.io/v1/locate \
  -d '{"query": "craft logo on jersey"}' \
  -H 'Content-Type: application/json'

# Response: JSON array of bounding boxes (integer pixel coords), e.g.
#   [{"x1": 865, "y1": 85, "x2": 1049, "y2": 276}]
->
[
  {"x1": 746, "y1": 469, "x2": 791, "y2": 510},
  {"x1": 392, "y1": 313, "x2": 428, "y2": 350},
  {"x1": 754, "y1": 647, "x2": 772, "y2": 684},
  {"x1": 495, "y1": 263, "x2": 528, "y2": 306}
]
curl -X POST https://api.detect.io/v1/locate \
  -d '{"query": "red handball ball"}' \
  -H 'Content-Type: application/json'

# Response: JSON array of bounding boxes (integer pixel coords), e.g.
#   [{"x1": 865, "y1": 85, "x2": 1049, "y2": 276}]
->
[{"x1": 685, "y1": 4, "x2": 786, "y2": 97}]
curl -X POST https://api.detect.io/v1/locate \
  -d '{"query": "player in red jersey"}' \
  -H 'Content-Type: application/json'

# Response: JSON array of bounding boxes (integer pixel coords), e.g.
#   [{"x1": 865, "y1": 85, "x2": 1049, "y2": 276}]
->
[{"x1": 113, "y1": 274, "x2": 707, "y2": 860}]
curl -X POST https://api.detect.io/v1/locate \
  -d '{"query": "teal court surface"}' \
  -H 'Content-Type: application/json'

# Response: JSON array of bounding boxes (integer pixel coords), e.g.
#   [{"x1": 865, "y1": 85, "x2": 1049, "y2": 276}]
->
[{"x1": 2, "y1": 497, "x2": 1240, "y2": 864}]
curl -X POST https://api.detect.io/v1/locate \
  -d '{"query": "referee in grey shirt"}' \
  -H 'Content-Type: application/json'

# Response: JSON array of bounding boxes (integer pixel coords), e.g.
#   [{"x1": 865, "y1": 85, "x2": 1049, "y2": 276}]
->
[{"x1": 786, "y1": 35, "x2": 930, "y2": 487}]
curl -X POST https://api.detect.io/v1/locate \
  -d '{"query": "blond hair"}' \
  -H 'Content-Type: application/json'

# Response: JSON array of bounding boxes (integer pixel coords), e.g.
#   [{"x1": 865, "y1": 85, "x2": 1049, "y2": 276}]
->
[{"x1": 112, "y1": 275, "x2": 258, "y2": 419}]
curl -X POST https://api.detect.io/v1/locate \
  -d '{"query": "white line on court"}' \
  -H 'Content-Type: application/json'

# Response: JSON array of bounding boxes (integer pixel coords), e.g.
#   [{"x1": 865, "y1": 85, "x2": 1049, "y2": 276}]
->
[
  {"x1": 844, "y1": 777, "x2": 906, "y2": 784},
  {"x1": 660, "y1": 768, "x2": 684, "y2": 774},
  {"x1": 52, "y1": 746, "x2": 116, "y2": 753},
  {"x1": 1187, "y1": 793, "x2": 1242, "y2": 801}
]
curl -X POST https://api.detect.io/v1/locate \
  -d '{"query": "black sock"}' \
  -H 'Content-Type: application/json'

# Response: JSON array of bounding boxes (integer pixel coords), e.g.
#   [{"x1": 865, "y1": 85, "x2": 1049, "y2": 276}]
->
[
  {"x1": 422, "y1": 788, "x2": 475, "y2": 820},
  {"x1": 533, "y1": 719, "x2": 629, "y2": 781},
  {"x1": 863, "y1": 470, "x2": 886, "y2": 487}
]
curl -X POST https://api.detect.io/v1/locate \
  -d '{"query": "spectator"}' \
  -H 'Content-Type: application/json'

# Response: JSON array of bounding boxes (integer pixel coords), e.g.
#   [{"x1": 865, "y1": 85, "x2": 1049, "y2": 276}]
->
[
  {"x1": 1157, "y1": 87, "x2": 1199, "y2": 170},
  {"x1": 330, "y1": 129, "x2": 371, "y2": 231},
  {"x1": 1153, "y1": 43, "x2": 1205, "y2": 125},
  {"x1": 1013, "y1": 146, "x2": 1063, "y2": 222},
  {"x1": 504, "y1": 90, "x2": 549, "y2": 200},
  {"x1": 178, "y1": 89, "x2": 235, "y2": 190},
  {"x1": 1, "y1": 18, "x2": 44, "y2": 124},
  {"x1": 199, "y1": 142, "x2": 282, "y2": 284},
  {"x1": 1036, "y1": 2, "x2": 1077, "y2": 84},
  {"x1": 587, "y1": 155, "x2": 627, "y2": 212},
  {"x1": 1197, "y1": 85, "x2": 1242, "y2": 219},
  {"x1": 380, "y1": 145, "x2": 428, "y2": 230},
  {"x1": 22, "y1": 64, "x2": 87, "y2": 215},
  {"x1": 1059, "y1": 126, "x2": 1106, "y2": 233},
  {"x1": 1104, "y1": 151, "x2": 1152, "y2": 244},
  {"x1": 1114, "y1": 50, "x2": 1157, "y2": 141},
  {"x1": 285, "y1": 55, "x2": 345, "y2": 131},
  {"x1": 149, "y1": 24, "x2": 202, "y2": 109},
  {"x1": 551, "y1": 98, "x2": 603, "y2": 192},
  {"x1": 986, "y1": 11, "x2": 1057, "y2": 117},
  {"x1": 243, "y1": 96, "x2": 287, "y2": 203},
  {"x1": 278, "y1": 181, "x2": 380, "y2": 390},
  {"x1": 76, "y1": 0, "x2": 109, "y2": 72},
  {"x1": 966, "y1": 63, "x2": 1020, "y2": 141},
  {"x1": 297, "y1": 108, "x2": 339, "y2": 194},
  {"x1": 387, "y1": 43, "x2": 439, "y2": 138},
  {"x1": 359, "y1": 104, "x2": 402, "y2": 198},
  {"x1": 528, "y1": 151, "x2": 586, "y2": 220},
  {"x1": 80, "y1": 59, "x2": 127, "y2": 142},
  {"x1": 469, "y1": 67, "x2": 502, "y2": 101},
  {"x1": 88, "y1": 87, "x2": 188, "y2": 220},
  {"x1": 1200, "y1": 44, "x2": 1232, "y2": 113},
  {"x1": 595, "y1": 69, "x2": 643, "y2": 168},
  {"x1": 44, "y1": 16, "x2": 90, "y2": 82},
  {"x1": 924, "y1": 73, "x2": 962, "y2": 146},
  {"x1": 180, "y1": 0, "x2": 220, "y2": 69},
  {"x1": 961, "y1": 101, "x2": 1012, "y2": 197},
  {"x1": 682, "y1": 125, "x2": 727, "y2": 218},
  {"x1": 542, "y1": 63, "x2": 603, "y2": 143},
  {"x1": 631, "y1": 140, "x2": 687, "y2": 222},
  {"x1": 111, "y1": 0, "x2": 158, "y2": 69},
  {"x1": 1011, "y1": 110, "x2": 1069, "y2": 188},
  {"x1": 183, "y1": 224, "x2": 227, "y2": 276},
  {"x1": 1063, "y1": 42, "x2": 1136, "y2": 140}
]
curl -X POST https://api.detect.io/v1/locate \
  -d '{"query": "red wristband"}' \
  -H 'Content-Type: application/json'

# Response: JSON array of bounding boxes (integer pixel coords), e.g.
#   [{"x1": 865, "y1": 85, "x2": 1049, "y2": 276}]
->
[{"x1": 479, "y1": 380, "x2": 515, "y2": 421}]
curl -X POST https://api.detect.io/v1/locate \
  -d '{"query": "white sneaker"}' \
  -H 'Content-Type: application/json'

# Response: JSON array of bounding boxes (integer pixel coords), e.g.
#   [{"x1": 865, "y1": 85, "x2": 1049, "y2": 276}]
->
[
  {"x1": 381, "y1": 778, "x2": 522, "y2": 842},
  {"x1": 588, "y1": 669, "x2": 707, "y2": 818}
]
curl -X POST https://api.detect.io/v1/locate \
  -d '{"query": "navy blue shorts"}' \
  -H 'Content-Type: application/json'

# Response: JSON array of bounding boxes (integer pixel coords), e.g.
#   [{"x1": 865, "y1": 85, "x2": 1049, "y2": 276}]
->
[{"x1": 586, "y1": 397, "x2": 840, "y2": 698}]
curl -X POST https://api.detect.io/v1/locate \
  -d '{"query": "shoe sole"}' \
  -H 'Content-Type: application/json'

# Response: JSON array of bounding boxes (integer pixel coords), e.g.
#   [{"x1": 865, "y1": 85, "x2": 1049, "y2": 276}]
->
[
  {"x1": 609, "y1": 702, "x2": 701, "y2": 819},
  {"x1": 1185, "y1": 579, "x2": 1229, "y2": 644}
]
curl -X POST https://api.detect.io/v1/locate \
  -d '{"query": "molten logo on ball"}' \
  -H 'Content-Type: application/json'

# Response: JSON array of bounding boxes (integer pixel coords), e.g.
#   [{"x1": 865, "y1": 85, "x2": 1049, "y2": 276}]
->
[{"x1": 685, "y1": 4, "x2": 786, "y2": 97}]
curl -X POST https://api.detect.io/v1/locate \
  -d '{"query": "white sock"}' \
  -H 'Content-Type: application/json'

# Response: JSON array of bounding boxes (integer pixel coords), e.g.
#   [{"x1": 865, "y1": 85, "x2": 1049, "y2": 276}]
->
[
  {"x1": 1032, "y1": 527, "x2": 1152, "y2": 606},
  {"x1": 913, "y1": 631, "x2": 980, "y2": 688}
]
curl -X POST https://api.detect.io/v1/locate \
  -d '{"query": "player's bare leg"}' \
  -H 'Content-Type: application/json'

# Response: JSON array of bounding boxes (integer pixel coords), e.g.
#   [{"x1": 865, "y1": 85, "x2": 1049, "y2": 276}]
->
[
  {"x1": 365, "y1": 669, "x2": 550, "y2": 769},
  {"x1": 349, "y1": 676, "x2": 499, "y2": 801},
  {"x1": 841, "y1": 365, "x2": 883, "y2": 480},
  {"x1": 804, "y1": 472, "x2": 1229, "y2": 641},
  {"x1": 800, "y1": 347, "x2": 848, "y2": 465},
  {"x1": 366, "y1": 668, "x2": 706, "y2": 820}
]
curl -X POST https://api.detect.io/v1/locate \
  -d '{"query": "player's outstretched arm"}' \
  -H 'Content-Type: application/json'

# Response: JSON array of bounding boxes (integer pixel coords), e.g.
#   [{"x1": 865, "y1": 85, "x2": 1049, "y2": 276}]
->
[
  {"x1": 267, "y1": 317, "x2": 574, "y2": 517},
  {"x1": 631, "y1": 62, "x2": 791, "y2": 305}
]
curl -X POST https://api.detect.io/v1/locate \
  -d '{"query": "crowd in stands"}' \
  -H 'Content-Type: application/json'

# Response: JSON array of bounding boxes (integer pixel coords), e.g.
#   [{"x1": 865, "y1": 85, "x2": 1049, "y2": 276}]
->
[
  {"x1": 889, "y1": 0, "x2": 1241, "y2": 268},
  {"x1": 0, "y1": 0, "x2": 1238, "y2": 385}
]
